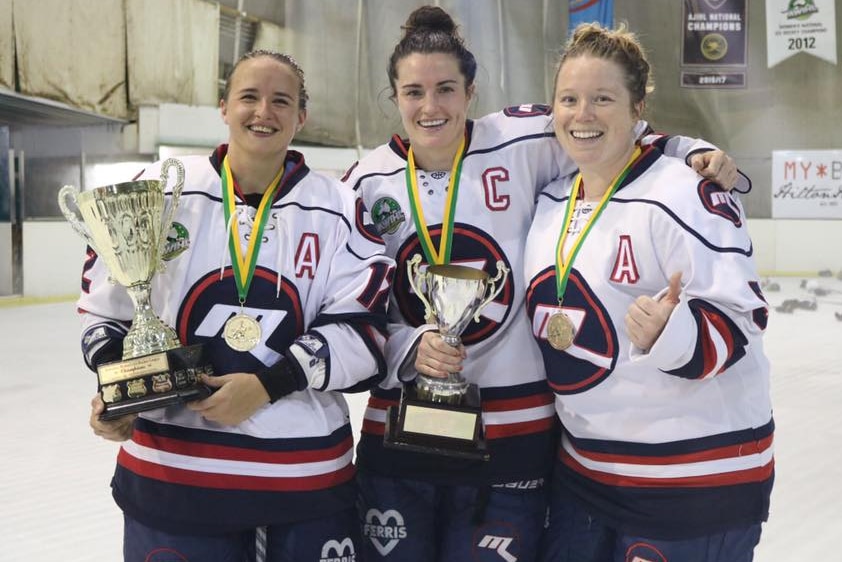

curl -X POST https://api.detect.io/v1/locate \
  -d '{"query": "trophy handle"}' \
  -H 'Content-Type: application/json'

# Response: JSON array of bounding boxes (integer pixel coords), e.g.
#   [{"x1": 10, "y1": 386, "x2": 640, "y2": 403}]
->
[
  {"x1": 473, "y1": 261, "x2": 510, "y2": 323},
  {"x1": 57, "y1": 185, "x2": 96, "y2": 249},
  {"x1": 156, "y1": 158, "x2": 185, "y2": 270},
  {"x1": 407, "y1": 254, "x2": 435, "y2": 323}
]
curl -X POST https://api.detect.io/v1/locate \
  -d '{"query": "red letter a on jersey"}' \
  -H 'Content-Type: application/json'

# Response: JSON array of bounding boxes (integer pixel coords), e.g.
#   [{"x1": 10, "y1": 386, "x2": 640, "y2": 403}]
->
[
  {"x1": 295, "y1": 233, "x2": 320, "y2": 279},
  {"x1": 610, "y1": 234, "x2": 639, "y2": 284}
]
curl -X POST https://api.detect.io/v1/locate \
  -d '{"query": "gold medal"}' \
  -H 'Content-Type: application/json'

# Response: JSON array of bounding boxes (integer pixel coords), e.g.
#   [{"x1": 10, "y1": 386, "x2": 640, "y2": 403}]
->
[
  {"x1": 223, "y1": 313, "x2": 262, "y2": 352},
  {"x1": 547, "y1": 312, "x2": 575, "y2": 350},
  {"x1": 220, "y1": 155, "x2": 283, "y2": 353},
  {"x1": 550, "y1": 147, "x2": 642, "y2": 353}
]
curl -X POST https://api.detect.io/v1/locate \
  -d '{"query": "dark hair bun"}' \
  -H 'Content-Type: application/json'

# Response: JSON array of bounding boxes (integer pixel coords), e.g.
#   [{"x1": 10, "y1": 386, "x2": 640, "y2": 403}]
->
[{"x1": 403, "y1": 5, "x2": 457, "y2": 37}]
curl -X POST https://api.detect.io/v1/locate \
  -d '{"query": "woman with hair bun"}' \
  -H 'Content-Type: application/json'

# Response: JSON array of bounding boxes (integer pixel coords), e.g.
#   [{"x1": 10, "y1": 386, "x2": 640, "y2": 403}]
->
[{"x1": 343, "y1": 6, "x2": 744, "y2": 561}]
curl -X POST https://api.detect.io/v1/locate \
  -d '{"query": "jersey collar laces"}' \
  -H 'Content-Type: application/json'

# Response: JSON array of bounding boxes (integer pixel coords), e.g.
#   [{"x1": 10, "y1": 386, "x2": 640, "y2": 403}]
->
[{"x1": 218, "y1": 207, "x2": 285, "y2": 298}]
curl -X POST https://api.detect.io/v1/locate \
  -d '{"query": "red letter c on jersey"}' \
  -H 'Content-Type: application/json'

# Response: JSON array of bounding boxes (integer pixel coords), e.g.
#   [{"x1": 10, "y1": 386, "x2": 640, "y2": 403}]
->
[{"x1": 482, "y1": 167, "x2": 511, "y2": 211}]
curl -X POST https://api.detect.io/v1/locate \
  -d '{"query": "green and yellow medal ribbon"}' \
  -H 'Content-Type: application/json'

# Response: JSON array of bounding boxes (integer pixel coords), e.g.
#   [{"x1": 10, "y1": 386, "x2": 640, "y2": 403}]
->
[
  {"x1": 554, "y1": 146, "x2": 642, "y2": 303},
  {"x1": 221, "y1": 155, "x2": 285, "y2": 303},
  {"x1": 405, "y1": 135, "x2": 467, "y2": 265}
]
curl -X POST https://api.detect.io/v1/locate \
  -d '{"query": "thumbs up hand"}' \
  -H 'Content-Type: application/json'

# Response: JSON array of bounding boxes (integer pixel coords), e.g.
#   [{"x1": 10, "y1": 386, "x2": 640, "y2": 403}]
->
[{"x1": 625, "y1": 273, "x2": 683, "y2": 352}]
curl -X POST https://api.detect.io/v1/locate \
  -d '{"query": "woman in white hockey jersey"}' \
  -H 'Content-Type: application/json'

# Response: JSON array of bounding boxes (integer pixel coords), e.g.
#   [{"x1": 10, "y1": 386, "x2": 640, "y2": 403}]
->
[
  {"x1": 524, "y1": 24, "x2": 773, "y2": 561},
  {"x1": 80, "y1": 50, "x2": 393, "y2": 561},
  {"x1": 342, "y1": 6, "x2": 744, "y2": 562}
]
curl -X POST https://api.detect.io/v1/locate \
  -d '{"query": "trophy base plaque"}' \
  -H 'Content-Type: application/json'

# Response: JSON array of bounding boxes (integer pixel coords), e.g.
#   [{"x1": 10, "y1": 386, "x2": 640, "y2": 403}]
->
[
  {"x1": 97, "y1": 344, "x2": 213, "y2": 421},
  {"x1": 384, "y1": 382, "x2": 489, "y2": 461}
]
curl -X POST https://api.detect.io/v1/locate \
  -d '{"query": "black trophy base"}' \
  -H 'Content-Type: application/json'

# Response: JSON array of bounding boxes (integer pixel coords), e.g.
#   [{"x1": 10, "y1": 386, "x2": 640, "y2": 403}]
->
[
  {"x1": 97, "y1": 344, "x2": 213, "y2": 421},
  {"x1": 384, "y1": 382, "x2": 489, "y2": 461}
]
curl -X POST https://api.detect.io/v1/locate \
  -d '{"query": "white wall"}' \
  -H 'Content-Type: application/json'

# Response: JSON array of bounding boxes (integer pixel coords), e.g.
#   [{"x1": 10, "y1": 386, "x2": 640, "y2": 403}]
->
[
  {"x1": 17, "y1": 218, "x2": 842, "y2": 298},
  {"x1": 23, "y1": 221, "x2": 86, "y2": 297}
]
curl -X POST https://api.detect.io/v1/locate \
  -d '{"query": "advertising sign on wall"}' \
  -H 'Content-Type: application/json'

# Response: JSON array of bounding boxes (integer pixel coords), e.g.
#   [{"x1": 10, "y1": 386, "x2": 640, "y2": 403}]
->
[{"x1": 772, "y1": 150, "x2": 842, "y2": 219}]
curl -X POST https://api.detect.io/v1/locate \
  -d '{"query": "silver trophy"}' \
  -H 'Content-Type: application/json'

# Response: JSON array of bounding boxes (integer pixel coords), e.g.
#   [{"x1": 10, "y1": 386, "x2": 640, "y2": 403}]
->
[
  {"x1": 384, "y1": 254, "x2": 508, "y2": 460},
  {"x1": 58, "y1": 159, "x2": 211, "y2": 420}
]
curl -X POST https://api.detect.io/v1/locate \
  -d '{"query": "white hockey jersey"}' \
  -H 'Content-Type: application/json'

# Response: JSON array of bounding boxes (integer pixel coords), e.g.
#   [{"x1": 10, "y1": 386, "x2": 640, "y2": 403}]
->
[
  {"x1": 343, "y1": 105, "x2": 725, "y2": 485},
  {"x1": 345, "y1": 105, "x2": 563, "y2": 485},
  {"x1": 77, "y1": 146, "x2": 393, "y2": 534},
  {"x1": 524, "y1": 145, "x2": 773, "y2": 538}
]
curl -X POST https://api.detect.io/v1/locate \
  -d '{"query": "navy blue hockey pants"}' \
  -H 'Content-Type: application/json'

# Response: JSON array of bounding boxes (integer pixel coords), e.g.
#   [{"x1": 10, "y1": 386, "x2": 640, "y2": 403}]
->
[
  {"x1": 123, "y1": 508, "x2": 362, "y2": 562},
  {"x1": 538, "y1": 486, "x2": 763, "y2": 562},
  {"x1": 358, "y1": 471, "x2": 548, "y2": 562}
]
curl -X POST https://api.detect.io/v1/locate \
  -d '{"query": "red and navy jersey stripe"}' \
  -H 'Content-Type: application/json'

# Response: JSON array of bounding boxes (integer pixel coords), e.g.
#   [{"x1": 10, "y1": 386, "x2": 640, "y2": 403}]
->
[
  {"x1": 553, "y1": 419, "x2": 774, "y2": 538},
  {"x1": 112, "y1": 419, "x2": 357, "y2": 534}
]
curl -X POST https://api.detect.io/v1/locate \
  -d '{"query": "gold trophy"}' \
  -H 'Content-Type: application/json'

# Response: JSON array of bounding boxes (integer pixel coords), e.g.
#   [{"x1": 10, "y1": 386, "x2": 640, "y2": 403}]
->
[
  {"x1": 384, "y1": 254, "x2": 508, "y2": 460},
  {"x1": 58, "y1": 159, "x2": 212, "y2": 420}
]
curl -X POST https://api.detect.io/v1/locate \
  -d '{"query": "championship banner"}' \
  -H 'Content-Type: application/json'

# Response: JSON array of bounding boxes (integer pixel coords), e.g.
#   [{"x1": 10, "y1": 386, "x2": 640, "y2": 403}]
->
[
  {"x1": 772, "y1": 150, "x2": 842, "y2": 219},
  {"x1": 569, "y1": 0, "x2": 613, "y2": 30},
  {"x1": 766, "y1": 0, "x2": 837, "y2": 67},
  {"x1": 681, "y1": 0, "x2": 748, "y2": 88}
]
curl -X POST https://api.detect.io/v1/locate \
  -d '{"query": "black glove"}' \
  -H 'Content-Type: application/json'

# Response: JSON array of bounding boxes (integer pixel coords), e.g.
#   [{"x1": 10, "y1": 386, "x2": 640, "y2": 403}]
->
[{"x1": 255, "y1": 353, "x2": 308, "y2": 403}]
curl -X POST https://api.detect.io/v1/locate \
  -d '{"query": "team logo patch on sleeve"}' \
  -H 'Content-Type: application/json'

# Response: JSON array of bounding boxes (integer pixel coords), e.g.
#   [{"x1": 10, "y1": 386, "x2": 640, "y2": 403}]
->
[
  {"x1": 371, "y1": 197, "x2": 406, "y2": 235},
  {"x1": 698, "y1": 181, "x2": 741, "y2": 226},
  {"x1": 162, "y1": 222, "x2": 190, "y2": 261}
]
